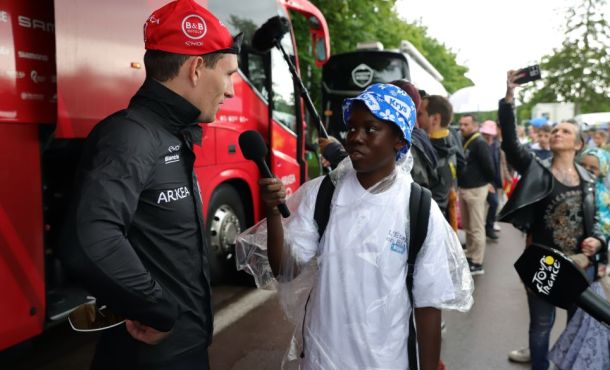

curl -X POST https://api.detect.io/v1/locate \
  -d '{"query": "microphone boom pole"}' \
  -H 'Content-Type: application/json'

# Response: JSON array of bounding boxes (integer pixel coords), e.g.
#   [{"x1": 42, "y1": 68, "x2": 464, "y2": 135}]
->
[{"x1": 273, "y1": 40, "x2": 329, "y2": 138}]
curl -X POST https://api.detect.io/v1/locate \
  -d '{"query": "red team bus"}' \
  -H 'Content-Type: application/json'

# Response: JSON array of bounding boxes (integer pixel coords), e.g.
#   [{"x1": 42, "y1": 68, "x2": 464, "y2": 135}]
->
[{"x1": 0, "y1": 0, "x2": 329, "y2": 351}]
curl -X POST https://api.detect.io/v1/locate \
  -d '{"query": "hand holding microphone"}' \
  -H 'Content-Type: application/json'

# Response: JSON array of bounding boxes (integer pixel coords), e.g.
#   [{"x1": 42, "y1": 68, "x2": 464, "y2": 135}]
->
[
  {"x1": 239, "y1": 130, "x2": 290, "y2": 218},
  {"x1": 514, "y1": 244, "x2": 610, "y2": 326},
  {"x1": 259, "y1": 178, "x2": 287, "y2": 217}
]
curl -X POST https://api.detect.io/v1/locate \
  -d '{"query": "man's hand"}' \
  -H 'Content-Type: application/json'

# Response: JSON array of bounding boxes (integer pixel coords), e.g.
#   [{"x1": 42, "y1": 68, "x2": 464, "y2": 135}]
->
[
  {"x1": 125, "y1": 320, "x2": 171, "y2": 345},
  {"x1": 488, "y1": 184, "x2": 496, "y2": 193},
  {"x1": 259, "y1": 178, "x2": 286, "y2": 216},
  {"x1": 581, "y1": 237, "x2": 602, "y2": 257}
]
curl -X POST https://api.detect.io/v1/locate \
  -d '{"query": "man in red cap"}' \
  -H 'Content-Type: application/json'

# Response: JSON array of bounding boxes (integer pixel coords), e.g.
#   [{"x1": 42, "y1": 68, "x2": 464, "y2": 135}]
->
[{"x1": 60, "y1": 1, "x2": 242, "y2": 368}]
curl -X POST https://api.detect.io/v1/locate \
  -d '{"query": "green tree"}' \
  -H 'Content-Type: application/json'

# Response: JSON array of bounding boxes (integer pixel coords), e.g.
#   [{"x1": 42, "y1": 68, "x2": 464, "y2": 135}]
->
[
  {"x1": 290, "y1": 0, "x2": 472, "y2": 109},
  {"x1": 524, "y1": 0, "x2": 610, "y2": 115}
]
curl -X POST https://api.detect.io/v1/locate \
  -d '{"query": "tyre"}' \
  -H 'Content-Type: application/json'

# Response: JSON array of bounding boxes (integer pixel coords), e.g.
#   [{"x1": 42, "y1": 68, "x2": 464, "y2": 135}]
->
[{"x1": 206, "y1": 184, "x2": 247, "y2": 285}]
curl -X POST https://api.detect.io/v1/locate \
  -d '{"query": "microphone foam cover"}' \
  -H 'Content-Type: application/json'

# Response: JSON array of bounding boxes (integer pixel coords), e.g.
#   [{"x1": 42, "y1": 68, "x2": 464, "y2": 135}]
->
[
  {"x1": 239, "y1": 130, "x2": 268, "y2": 160},
  {"x1": 251, "y1": 16, "x2": 290, "y2": 53}
]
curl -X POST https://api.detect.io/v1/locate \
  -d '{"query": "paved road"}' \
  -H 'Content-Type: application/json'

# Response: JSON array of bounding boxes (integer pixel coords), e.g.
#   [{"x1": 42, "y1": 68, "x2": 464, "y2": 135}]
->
[
  {"x1": 1, "y1": 223, "x2": 569, "y2": 370},
  {"x1": 441, "y1": 224, "x2": 566, "y2": 370}
]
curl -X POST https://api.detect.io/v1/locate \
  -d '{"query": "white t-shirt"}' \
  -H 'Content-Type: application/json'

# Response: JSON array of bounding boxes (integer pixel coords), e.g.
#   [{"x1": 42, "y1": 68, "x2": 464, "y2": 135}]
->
[{"x1": 284, "y1": 169, "x2": 457, "y2": 370}]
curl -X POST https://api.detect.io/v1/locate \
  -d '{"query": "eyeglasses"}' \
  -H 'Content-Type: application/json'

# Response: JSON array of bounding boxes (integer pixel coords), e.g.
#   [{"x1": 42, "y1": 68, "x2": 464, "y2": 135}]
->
[{"x1": 68, "y1": 297, "x2": 125, "y2": 332}]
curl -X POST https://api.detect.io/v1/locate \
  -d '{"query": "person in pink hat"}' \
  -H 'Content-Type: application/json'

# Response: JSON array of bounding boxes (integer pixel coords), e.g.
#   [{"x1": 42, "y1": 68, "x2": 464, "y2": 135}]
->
[
  {"x1": 60, "y1": 1, "x2": 242, "y2": 369},
  {"x1": 480, "y1": 120, "x2": 503, "y2": 240}
]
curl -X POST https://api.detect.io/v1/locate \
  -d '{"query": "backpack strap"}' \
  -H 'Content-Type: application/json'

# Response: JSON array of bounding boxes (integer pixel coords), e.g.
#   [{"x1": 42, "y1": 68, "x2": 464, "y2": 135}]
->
[
  {"x1": 406, "y1": 182, "x2": 432, "y2": 370},
  {"x1": 313, "y1": 175, "x2": 335, "y2": 241}
]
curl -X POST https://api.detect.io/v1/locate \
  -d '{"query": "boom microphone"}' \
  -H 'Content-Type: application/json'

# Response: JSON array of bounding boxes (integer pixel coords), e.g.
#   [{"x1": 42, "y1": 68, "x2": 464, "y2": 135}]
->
[
  {"x1": 514, "y1": 244, "x2": 610, "y2": 325},
  {"x1": 250, "y1": 16, "x2": 329, "y2": 138},
  {"x1": 238, "y1": 130, "x2": 290, "y2": 218},
  {"x1": 251, "y1": 16, "x2": 290, "y2": 53}
]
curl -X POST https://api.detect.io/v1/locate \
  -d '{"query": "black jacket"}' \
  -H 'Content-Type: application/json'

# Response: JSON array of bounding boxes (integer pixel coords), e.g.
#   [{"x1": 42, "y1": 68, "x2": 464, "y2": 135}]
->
[
  {"x1": 61, "y1": 79, "x2": 212, "y2": 366},
  {"x1": 497, "y1": 99, "x2": 606, "y2": 264},
  {"x1": 410, "y1": 127, "x2": 439, "y2": 188},
  {"x1": 429, "y1": 130, "x2": 464, "y2": 212},
  {"x1": 458, "y1": 132, "x2": 494, "y2": 189}
]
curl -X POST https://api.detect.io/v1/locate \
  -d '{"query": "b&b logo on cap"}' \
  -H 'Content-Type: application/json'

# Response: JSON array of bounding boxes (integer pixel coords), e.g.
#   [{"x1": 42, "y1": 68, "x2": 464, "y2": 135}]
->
[{"x1": 182, "y1": 14, "x2": 207, "y2": 40}]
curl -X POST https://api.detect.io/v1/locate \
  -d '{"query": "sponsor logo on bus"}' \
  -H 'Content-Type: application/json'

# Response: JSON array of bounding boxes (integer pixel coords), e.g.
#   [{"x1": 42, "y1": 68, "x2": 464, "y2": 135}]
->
[{"x1": 352, "y1": 63, "x2": 374, "y2": 88}]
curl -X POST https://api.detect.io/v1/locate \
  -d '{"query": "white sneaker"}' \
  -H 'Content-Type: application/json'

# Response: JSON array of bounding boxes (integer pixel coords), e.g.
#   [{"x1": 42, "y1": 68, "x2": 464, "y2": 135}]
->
[
  {"x1": 493, "y1": 222, "x2": 501, "y2": 232},
  {"x1": 508, "y1": 347, "x2": 531, "y2": 363}
]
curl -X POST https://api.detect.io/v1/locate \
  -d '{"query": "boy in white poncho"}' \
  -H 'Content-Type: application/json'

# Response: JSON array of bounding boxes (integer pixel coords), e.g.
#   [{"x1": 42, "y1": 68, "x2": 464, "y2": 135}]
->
[{"x1": 253, "y1": 83, "x2": 473, "y2": 370}]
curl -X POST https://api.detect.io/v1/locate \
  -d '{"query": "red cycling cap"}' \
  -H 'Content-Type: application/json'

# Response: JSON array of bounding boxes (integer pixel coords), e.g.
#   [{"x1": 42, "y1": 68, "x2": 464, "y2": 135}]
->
[{"x1": 144, "y1": 0, "x2": 242, "y2": 55}]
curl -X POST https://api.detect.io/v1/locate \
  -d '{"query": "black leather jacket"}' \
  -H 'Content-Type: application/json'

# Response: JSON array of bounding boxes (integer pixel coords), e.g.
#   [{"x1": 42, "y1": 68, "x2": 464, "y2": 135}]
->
[{"x1": 497, "y1": 99, "x2": 606, "y2": 266}]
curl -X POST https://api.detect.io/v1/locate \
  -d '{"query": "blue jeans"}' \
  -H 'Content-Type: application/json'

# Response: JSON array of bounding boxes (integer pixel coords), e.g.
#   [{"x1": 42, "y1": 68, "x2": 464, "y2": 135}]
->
[{"x1": 527, "y1": 289, "x2": 555, "y2": 370}]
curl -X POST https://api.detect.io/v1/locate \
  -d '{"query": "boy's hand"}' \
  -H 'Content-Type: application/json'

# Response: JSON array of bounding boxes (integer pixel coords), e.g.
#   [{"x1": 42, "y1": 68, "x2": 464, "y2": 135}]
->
[
  {"x1": 318, "y1": 137, "x2": 332, "y2": 153},
  {"x1": 259, "y1": 178, "x2": 286, "y2": 215}
]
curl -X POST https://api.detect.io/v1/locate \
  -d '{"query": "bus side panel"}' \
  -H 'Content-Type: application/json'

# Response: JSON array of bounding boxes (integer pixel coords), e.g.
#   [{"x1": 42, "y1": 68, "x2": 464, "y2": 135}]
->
[
  {"x1": 0, "y1": 124, "x2": 45, "y2": 350},
  {"x1": 271, "y1": 124, "x2": 299, "y2": 195},
  {"x1": 53, "y1": 0, "x2": 166, "y2": 139},
  {"x1": 209, "y1": 74, "x2": 270, "y2": 166},
  {"x1": 194, "y1": 74, "x2": 268, "y2": 221},
  {"x1": 0, "y1": 0, "x2": 56, "y2": 125}
]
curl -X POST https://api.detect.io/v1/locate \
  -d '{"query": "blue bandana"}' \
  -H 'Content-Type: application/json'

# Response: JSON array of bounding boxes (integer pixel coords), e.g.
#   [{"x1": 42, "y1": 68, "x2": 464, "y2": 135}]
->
[{"x1": 342, "y1": 83, "x2": 416, "y2": 160}]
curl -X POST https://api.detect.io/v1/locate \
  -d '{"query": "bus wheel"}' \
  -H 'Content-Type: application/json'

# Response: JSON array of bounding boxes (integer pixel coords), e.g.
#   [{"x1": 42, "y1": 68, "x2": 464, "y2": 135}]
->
[{"x1": 206, "y1": 184, "x2": 246, "y2": 284}]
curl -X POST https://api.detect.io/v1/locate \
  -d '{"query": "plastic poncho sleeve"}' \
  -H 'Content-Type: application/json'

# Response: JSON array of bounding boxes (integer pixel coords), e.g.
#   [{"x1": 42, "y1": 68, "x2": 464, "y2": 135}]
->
[
  {"x1": 413, "y1": 200, "x2": 474, "y2": 311},
  {"x1": 236, "y1": 176, "x2": 324, "y2": 289}
]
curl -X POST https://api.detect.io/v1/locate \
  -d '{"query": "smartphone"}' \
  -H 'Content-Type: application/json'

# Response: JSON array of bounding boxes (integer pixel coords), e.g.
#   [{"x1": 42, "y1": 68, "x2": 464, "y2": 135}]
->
[{"x1": 514, "y1": 65, "x2": 542, "y2": 84}]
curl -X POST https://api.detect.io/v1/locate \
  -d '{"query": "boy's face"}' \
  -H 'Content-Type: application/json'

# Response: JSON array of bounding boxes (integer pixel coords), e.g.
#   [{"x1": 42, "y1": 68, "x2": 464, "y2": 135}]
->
[
  {"x1": 594, "y1": 132, "x2": 607, "y2": 147},
  {"x1": 345, "y1": 104, "x2": 405, "y2": 174},
  {"x1": 417, "y1": 99, "x2": 431, "y2": 131},
  {"x1": 581, "y1": 154, "x2": 600, "y2": 177},
  {"x1": 537, "y1": 132, "x2": 550, "y2": 148}
]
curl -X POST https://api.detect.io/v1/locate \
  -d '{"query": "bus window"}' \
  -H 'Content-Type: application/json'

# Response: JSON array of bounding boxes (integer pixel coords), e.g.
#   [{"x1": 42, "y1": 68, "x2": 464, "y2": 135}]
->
[
  {"x1": 209, "y1": 1, "x2": 278, "y2": 100},
  {"x1": 270, "y1": 33, "x2": 297, "y2": 133}
]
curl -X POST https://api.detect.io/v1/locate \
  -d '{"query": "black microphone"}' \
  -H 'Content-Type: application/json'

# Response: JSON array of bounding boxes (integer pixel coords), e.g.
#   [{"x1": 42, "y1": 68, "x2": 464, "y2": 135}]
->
[
  {"x1": 251, "y1": 16, "x2": 290, "y2": 53},
  {"x1": 238, "y1": 130, "x2": 290, "y2": 218},
  {"x1": 514, "y1": 243, "x2": 610, "y2": 325}
]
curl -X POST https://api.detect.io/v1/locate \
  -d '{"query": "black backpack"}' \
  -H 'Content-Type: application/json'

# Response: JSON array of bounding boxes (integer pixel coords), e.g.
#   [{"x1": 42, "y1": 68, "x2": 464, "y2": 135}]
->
[{"x1": 313, "y1": 175, "x2": 432, "y2": 370}]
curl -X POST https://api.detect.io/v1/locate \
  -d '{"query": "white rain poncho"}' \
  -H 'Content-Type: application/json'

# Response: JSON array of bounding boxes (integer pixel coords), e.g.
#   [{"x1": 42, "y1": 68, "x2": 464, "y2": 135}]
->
[{"x1": 236, "y1": 155, "x2": 474, "y2": 370}]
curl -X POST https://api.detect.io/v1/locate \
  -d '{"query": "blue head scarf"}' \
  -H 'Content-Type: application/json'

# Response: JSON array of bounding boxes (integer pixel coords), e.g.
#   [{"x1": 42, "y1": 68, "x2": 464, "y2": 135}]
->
[
  {"x1": 582, "y1": 148, "x2": 610, "y2": 241},
  {"x1": 342, "y1": 83, "x2": 417, "y2": 160}
]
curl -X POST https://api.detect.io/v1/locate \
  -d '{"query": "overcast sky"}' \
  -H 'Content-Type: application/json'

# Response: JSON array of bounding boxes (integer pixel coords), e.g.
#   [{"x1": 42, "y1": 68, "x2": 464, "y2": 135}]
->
[{"x1": 396, "y1": 0, "x2": 610, "y2": 98}]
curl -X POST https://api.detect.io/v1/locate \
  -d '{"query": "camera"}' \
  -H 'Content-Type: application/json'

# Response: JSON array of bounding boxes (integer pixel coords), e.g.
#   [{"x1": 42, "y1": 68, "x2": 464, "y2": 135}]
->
[{"x1": 514, "y1": 65, "x2": 542, "y2": 84}]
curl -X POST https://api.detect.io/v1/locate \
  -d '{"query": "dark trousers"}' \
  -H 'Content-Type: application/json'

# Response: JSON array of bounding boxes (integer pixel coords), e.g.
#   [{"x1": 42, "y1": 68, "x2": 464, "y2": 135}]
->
[
  {"x1": 147, "y1": 350, "x2": 210, "y2": 370},
  {"x1": 92, "y1": 348, "x2": 209, "y2": 370},
  {"x1": 91, "y1": 326, "x2": 210, "y2": 370},
  {"x1": 526, "y1": 267, "x2": 592, "y2": 370},
  {"x1": 527, "y1": 290, "x2": 555, "y2": 370},
  {"x1": 485, "y1": 191, "x2": 498, "y2": 232}
]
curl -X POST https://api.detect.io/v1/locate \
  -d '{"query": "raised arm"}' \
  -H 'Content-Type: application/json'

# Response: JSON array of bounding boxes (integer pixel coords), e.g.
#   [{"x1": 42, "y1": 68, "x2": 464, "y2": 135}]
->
[{"x1": 499, "y1": 71, "x2": 534, "y2": 174}]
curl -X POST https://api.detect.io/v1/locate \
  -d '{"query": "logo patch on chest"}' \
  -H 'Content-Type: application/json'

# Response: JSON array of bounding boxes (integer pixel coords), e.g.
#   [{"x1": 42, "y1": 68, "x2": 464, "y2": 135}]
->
[
  {"x1": 386, "y1": 230, "x2": 407, "y2": 254},
  {"x1": 165, "y1": 154, "x2": 180, "y2": 164},
  {"x1": 157, "y1": 186, "x2": 191, "y2": 204}
]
